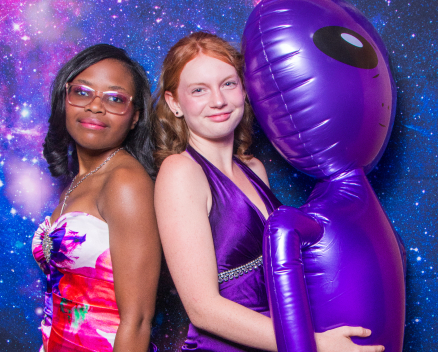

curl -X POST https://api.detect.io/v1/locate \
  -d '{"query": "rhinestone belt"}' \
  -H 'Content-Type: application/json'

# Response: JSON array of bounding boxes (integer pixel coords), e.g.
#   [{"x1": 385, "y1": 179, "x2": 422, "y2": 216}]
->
[{"x1": 218, "y1": 255, "x2": 263, "y2": 283}]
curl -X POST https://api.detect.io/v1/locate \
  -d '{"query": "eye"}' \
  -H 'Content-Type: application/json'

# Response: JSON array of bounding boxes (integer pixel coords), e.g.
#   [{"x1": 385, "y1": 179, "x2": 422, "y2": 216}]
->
[
  {"x1": 313, "y1": 26, "x2": 378, "y2": 69},
  {"x1": 106, "y1": 93, "x2": 128, "y2": 104},
  {"x1": 223, "y1": 81, "x2": 237, "y2": 88},
  {"x1": 73, "y1": 86, "x2": 92, "y2": 96},
  {"x1": 191, "y1": 88, "x2": 204, "y2": 94}
]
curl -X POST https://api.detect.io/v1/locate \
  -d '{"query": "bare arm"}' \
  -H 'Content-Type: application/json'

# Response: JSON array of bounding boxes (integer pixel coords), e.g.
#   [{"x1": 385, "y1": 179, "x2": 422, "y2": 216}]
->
[
  {"x1": 155, "y1": 154, "x2": 277, "y2": 351},
  {"x1": 101, "y1": 165, "x2": 161, "y2": 352},
  {"x1": 156, "y1": 154, "x2": 384, "y2": 352}
]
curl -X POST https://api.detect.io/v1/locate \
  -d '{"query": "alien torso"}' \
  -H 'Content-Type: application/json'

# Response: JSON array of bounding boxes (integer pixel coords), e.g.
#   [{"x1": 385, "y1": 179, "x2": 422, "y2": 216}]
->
[{"x1": 243, "y1": 0, "x2": 406, "y2": 350}]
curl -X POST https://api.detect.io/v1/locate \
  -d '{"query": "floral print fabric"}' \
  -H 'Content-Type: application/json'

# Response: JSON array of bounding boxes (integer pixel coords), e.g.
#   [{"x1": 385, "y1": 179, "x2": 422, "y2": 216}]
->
[{"x1": 32, "y1": 212, "x2": 119, "y2": 351}]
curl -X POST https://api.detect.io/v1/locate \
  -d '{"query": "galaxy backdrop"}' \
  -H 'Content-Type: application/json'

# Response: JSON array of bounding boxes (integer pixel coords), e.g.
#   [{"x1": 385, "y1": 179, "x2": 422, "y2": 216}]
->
[{"x1": 0, "y1": 0, "x2": 436, "y2": 351}]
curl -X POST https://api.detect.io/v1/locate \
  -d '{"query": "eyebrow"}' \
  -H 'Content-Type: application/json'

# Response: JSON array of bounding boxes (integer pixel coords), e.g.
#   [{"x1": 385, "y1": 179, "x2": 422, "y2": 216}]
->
[
  {"x1": 187, "y1": 74, "x2": 239, "y2": 88},
  {"x1": 221, "y1": 74, "x2": 239, "y2": 83},
  {"x1": 187, "y1": 82, "x2": 207, "y2": 88},
  {"x1": 74, "y1": 79, "x2": 129, "y2": 92}
]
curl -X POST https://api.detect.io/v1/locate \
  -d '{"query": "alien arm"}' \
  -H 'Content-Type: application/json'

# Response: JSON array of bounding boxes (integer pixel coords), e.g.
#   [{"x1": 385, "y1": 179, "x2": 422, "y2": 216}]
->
[{"x1": 263, "y1": 205, "x2": 323, "y2": 352}]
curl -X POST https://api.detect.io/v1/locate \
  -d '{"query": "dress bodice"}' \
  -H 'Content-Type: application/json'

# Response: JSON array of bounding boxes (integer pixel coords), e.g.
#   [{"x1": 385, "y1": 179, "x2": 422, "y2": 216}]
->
[
  {"x1": 182, "y1": 145, "x2": 282, "y2": 351},
  {"x1": 32, "y1": 212, "x2": 122, "y2": 351},
  {"x1": 33, "y1": 212, "x2": 114, "y2": 284}
]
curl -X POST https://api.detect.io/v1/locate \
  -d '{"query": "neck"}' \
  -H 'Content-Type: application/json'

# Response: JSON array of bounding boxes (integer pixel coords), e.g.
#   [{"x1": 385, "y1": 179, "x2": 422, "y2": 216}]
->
[
  {"x1": 188, "y1": 133, "x2": 235, "y2": 175},
  {"x1": 75, "y1": 145, "x2": 123, "y2": 176}
]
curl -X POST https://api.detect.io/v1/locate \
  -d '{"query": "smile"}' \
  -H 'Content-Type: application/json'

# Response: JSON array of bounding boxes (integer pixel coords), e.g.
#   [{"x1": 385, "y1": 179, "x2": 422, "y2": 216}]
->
[
  {"x1": 206, "y1": 112, "x2": 231, "y2": 122},
  {"x1": 79, "y1": 118, "x2": 107, "y2": 130}
]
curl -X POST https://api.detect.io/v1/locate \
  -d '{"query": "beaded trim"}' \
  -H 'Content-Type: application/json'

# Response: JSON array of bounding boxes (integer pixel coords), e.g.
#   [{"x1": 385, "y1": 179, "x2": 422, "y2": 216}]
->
[
  {"x1": 42, "y1": 228, "x2": 53, "y2": 263},
  {"x1": 218, "y1": 255, "x2": 263, "y2": 283}
]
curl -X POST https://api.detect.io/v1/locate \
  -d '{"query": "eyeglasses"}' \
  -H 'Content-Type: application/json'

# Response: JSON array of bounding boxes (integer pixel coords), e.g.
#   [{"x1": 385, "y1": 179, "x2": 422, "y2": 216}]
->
[{"x1": 65, "y1": 83, "x2": 133, "y2": 115}]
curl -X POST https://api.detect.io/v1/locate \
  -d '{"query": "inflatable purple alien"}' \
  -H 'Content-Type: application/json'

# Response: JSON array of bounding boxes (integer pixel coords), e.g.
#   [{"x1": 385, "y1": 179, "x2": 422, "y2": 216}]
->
[{"x1": 243, "y1": 0, "x2": 406, "y2": 351}]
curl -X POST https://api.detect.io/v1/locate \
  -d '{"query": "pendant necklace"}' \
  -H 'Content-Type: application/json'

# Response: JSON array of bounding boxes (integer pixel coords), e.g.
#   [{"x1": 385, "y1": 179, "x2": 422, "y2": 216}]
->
[{"x1": 60, "y1": 147, "x2": 124, "y2": 216}]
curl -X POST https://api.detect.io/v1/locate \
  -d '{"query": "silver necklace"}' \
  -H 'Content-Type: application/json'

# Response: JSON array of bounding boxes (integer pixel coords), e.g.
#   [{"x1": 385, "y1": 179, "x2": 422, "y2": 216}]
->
[{"x1": 60, "y1": 147, "x2": 124, "y2": 215}]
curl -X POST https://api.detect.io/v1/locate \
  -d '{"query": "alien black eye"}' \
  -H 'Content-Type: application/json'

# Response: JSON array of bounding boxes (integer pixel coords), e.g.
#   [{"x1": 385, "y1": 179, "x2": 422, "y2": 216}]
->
[{"x1": 313, "y1": 26, "x2": 378, "y2": 69}]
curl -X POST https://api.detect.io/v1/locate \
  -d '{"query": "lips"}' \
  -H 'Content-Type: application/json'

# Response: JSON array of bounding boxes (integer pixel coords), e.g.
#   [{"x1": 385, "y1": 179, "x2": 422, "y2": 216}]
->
[
  {"x1": 78, "y1": 117, "x2": 107, "y2": 130},
  {"x1": 206, "y1": 112, "x2": 232, "y2": 122}
]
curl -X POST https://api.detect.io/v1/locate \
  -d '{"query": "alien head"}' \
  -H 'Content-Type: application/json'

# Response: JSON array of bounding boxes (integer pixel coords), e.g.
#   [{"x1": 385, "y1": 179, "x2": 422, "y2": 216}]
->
[{"x1": 243, "y1": 0, "x2": 396, "y2": 178}]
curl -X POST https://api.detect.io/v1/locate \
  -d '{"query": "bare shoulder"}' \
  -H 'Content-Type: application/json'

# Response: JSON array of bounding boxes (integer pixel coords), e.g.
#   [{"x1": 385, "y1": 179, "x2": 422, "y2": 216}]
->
[
  {"x1": 159, "y1": 152, "x2": 201, "y2": 176},
  {"x1": 101, "y1": 154, "x2": 154, "y2": 204},
  {"x1": 244, "y1": 157, "x2": 270, "y2": 187},
  {"x1": 156, "y1": 152, "x2": 207, "y2": 190},
  {"x1": 112, "y1": 154, "x2": 152, "y2": 183},
  {"x1": 154, "y1": 152, "x2": 211, "y2": 218}
]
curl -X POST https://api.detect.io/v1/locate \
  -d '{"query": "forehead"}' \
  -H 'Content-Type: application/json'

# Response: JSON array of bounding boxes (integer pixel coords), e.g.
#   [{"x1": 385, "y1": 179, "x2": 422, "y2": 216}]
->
[
  {"x1": 73, "y1": 59, "x2": 135, "y2": 93},
  {"x1": 179, "y1": 53, "x2": 238, "y2": 84}
]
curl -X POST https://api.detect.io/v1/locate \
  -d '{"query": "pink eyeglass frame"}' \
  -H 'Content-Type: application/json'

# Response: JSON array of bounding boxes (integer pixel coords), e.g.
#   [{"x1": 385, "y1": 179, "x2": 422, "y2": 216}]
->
[{"x1": 65, "y1": 83, "x2": 133, "y2": 115}]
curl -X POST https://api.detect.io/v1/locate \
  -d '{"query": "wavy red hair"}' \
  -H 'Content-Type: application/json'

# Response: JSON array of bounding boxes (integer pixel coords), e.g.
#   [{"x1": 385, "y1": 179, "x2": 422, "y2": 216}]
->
[{"x1": 152, "y1": 31, "x2": 253, "y2": 168}]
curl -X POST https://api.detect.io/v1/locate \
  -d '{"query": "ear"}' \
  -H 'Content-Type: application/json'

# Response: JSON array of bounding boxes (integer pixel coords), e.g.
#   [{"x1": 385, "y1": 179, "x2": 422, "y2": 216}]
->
[
  {"x1": 164, "y1": 91, "x2": 182, "y2": 117},
  {"x1": 130, "y1": 110, "x2": 140, "y2": 130}
]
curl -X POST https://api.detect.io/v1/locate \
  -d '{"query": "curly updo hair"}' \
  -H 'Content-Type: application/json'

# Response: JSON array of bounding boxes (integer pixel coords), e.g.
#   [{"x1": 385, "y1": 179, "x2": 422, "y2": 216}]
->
[
  {"x1": 43, "y1": 44, "x2": 155, "y2": 179},
  {"x1": 152, "y1": 31, "x2": 253, "y2": 168}
]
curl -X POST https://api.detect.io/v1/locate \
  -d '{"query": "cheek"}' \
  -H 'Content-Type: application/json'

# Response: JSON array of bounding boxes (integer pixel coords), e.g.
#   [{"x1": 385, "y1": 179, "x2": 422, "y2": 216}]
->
[
  {"x1": 225, "y1": 88, "x2": 245, "y2": 109},
  {"x1": 234, "y1": 91, "x2": 246, "y2": 108},
  {"x1": 118, "y1": 110, "x2": 139, "y2": 134},
  {"x1": 179, "y1": 96, "x2": 205, "y2": 116},
  {"x1": 65, "y1": 106, "x2": 77, "y2": 132},
  {"x1": 121, "y1": 117, "x2": 135, "y2": 132}
]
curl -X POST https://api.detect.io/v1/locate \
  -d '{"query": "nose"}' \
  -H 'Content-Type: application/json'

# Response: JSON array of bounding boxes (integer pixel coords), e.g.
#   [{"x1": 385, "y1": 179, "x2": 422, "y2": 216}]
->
[
  {"x1": 85, "y1": 94, "x2": 105, "y2": 114},
  {"x1": 210, "y1": 88, "x2": 227, "y2": 109}
]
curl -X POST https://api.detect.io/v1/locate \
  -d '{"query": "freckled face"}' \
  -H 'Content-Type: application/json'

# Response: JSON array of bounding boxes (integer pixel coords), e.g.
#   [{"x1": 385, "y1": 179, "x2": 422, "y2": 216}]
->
[
  {"x1": 172, "y1": 53, "x2": 245, "y2": 143},
  {"x1": 65, "y1": 59, "x2": 139, "y2": 152}
]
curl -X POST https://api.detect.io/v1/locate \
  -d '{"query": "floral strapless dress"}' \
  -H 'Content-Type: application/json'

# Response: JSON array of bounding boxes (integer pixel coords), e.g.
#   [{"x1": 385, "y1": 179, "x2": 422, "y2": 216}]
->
[{"x1": 32, "y1": 212, "x2": 156, "y2": 352}]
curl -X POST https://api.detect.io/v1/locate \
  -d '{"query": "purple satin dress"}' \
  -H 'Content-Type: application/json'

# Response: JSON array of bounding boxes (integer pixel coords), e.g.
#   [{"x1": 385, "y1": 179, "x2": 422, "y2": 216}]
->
[{"x1": 182, "y1": 145, "x2": 282, "y2": 352}]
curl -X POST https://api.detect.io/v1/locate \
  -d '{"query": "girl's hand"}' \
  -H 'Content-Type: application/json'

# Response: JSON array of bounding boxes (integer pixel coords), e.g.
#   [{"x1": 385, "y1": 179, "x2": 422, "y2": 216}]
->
[{"x1": 315, "y1": 326, "x2": 385, "y2": 352}]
